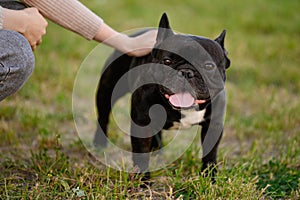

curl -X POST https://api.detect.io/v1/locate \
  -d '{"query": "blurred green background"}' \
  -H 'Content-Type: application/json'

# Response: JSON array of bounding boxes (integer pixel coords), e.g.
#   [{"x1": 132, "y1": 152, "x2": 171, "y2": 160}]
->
[{"x1": 0, "y1": 0, "x2": 299, "y2": 198}]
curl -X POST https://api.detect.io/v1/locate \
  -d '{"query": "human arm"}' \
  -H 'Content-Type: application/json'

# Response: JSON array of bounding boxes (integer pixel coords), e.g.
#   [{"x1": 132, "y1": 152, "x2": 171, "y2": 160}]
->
[
  {"x1": 93, "y1": 23, "x2": 157, "y2": 56},
  {"x1": 21, "y1": 0, "x2": 156, "y2": 56}
]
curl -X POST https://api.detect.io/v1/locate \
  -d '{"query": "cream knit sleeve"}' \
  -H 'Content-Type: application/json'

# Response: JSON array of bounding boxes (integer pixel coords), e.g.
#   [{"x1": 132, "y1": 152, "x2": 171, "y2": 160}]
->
[{"x1": 22, "y1": 0, "x2": 103, "y2": 40}]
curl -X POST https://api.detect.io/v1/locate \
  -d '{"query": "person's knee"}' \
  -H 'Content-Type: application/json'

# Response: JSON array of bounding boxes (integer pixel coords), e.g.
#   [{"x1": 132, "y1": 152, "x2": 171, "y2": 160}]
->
[
  {"x1": 0, "y1": 30, "x2": 35, "y2": 100},
  {"x1": 7, "y1": 30, "x2": 35, "y2": 79}
]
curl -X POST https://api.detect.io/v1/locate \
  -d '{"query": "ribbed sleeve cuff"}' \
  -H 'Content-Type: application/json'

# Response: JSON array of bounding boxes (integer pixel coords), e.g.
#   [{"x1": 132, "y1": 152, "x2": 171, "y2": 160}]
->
[
  {"x1": 22, "y1": 0, "x2": 103, "y2": 40},
  {"x1": 0, "y1": 6, "x2": 4, "y2": 30}
]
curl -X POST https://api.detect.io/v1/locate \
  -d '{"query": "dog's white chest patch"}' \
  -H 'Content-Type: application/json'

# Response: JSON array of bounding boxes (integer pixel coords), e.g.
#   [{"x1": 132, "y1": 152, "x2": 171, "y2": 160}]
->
[{"x1": 170, "y1": 109, "x2": 206, "y2": 129}]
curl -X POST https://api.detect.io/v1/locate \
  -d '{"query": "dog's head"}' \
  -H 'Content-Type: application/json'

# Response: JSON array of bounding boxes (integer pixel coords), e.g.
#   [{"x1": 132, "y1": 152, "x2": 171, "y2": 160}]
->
[{"x1": 152, "y1": 13, "x2": 230, "y2": 110}]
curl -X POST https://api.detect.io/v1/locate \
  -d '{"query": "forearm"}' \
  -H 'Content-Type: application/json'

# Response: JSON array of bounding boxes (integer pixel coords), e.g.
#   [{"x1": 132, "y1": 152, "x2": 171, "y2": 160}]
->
[
  {"x1": 22, "y1": 0, "x2": 103, "y2": 40},
  {"x1": 20, "y1": 0, "x2": 157, "y2": 56},
  {"x1": 93, "y1": 22, "x2": 132, "y2": 52}
]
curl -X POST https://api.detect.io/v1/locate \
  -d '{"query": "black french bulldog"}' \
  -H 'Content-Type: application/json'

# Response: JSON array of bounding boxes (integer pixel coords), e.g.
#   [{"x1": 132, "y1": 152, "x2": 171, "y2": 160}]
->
[{"x1": 94, "y1": 13, "x2": 230, "y2": 180}]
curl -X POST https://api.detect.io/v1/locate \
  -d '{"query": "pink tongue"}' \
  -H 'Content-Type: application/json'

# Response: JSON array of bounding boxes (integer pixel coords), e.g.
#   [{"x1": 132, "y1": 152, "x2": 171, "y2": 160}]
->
[{"x1": 169, "y1": 92, "x2": 195, "y2": 108}]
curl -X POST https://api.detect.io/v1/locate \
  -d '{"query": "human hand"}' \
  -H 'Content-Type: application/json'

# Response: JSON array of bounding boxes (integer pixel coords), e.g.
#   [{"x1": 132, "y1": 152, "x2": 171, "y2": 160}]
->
[
  {"x1": 3, "y1": 7, "x2": 48, "y2": 50},
  {"x1": 94, "y1": 23, "x2": 157, "y2": 57},
  {"x1": 22, "y1": 8, "x2": 48, "y2": 50},
  {"x1": 125, "y1": 30, "x2": 158, "y2": 57}
]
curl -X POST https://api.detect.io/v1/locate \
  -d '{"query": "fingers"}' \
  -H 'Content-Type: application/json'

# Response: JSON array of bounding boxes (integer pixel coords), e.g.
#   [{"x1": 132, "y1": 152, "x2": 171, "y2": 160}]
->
[
  {"x1": 31, "y1": 44, "x2": 36, "y2": 51},
  {"x1": 36, "y1": 38, "x2": 42, "y2": 46},
  {"x1": 30, "y1": 38, "x2": 42, "y2": 51}
]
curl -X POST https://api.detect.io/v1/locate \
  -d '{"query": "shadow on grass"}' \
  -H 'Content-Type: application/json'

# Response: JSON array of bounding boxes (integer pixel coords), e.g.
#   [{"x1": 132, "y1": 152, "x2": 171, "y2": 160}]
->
[{"x1": 255, "y1": 159, "x2": 300, "y2": 198}]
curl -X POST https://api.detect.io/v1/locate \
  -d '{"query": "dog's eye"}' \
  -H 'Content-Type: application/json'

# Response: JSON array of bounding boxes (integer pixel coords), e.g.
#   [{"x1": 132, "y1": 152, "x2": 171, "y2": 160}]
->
[
  {"x1": 204, "y1": 62, "x2": 216, "y2": 70},
  {"x1": 163, "y1": 58, "x2": 172, "y2": 66}
]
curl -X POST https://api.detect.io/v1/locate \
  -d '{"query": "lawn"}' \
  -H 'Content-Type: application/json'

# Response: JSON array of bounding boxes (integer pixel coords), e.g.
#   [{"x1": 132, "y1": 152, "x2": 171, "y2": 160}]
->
[{"x1": 1, "y1": 0, "x2": 300, "y2": 199}]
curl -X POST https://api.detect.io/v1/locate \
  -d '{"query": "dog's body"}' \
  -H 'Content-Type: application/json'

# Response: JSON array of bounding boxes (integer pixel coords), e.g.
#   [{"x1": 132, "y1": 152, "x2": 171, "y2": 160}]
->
[{"x1": 95, "y1": 13, "x2": 230, "y2": 180}]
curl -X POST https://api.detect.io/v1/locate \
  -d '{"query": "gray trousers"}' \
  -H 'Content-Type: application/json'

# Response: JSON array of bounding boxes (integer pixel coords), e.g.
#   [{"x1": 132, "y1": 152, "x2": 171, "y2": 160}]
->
[{"x1": 0, "y1": 30, "x2": 34, "y2": 101}]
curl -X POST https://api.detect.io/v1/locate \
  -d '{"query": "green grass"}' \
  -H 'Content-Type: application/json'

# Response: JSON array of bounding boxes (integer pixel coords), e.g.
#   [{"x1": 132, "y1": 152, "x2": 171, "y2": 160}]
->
[{"x1": 1, "y1": 0, "x2": 300, "y2": 199}]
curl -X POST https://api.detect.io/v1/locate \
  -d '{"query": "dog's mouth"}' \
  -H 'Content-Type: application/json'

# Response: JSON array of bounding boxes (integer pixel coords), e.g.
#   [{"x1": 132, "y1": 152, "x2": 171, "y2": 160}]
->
[{"x1": 164, "y1": 92, "x2": 208, "y2": 109}]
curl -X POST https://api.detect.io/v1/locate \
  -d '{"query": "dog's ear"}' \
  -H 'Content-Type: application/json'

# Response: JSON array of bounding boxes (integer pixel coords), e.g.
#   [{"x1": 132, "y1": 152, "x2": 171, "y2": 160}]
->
[
  {"x1": 215, "y1": 30, "x2": 231, "y2": 69},
  {"x1": 215, "y1": 30, "x2": 226, "y2": 48},
  {"x1": 156, "y1": 13, "x2": 174, "y2": 43}
]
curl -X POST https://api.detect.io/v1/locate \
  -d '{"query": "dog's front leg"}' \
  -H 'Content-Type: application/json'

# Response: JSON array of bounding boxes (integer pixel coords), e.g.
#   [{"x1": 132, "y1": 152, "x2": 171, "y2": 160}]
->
[
  {"x1": 201, "y1": 120, "x2": 223, "y2": 179},
  {"x1": 200, "y1": 93, "x2": 226, "y2": 182},
  {"x1": 131, "y1": 133, "x2": 153, "y2": 180}
]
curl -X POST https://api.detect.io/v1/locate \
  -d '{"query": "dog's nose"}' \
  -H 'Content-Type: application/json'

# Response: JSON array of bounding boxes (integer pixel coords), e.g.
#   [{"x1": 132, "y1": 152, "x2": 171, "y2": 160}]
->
[{"x1": 178, "y1": 69, "x2": 194, "y2": 79}]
